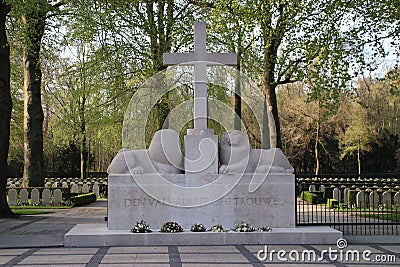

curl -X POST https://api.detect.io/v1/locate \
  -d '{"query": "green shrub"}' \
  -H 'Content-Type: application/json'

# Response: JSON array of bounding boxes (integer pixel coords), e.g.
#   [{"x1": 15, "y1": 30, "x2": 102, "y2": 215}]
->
[
  {"x1": 300, "y1": 191, "x2": 323, "y2": 204},
  {"x1": 70, "y1": 193, "x2": 96, "y2": 207},
  {"x1": 327, "y1": 199, "x2": 338, "y2": 209}
]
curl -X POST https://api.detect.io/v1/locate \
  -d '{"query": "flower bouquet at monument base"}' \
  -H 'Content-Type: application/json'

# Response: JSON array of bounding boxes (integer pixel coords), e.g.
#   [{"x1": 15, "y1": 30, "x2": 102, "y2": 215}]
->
[
  {"x1": 191, "y1": 223, "x2": 206, "y2": 232},
  {"x1": 160, "y1": 221, "x2": 184, "y2": 233},
  {"x1": 130, "y1": 220, "x2": 152, "y2": 233},
  {"x1": 209, "y1": 224, "x2": 228, "y2": 232}
]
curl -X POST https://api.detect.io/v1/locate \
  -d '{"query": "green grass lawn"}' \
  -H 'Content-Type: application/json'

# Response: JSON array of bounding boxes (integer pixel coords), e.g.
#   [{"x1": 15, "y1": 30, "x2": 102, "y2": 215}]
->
[
  {"x1": 10, "y1": 205, "x2": 73, "y2": 209},
  {"x1": 11, "y1": 209, "x2": 54, "y2": 215},
  {"x1": 359, "y1": 212, "x2": 400, "y2": 221}
]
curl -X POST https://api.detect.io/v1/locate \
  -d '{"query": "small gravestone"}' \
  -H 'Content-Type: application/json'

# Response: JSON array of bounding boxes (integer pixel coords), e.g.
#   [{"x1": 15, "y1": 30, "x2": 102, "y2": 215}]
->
[
  {"x1": 369, "y1": 191, "x2": 379, "y2": 209},
  {"x1": 348, "y1": 190, "x2": 357, "y2": 207},
  {"x1": 71, "y1": 183, "x2": 79, "y2": 194},
  {"x1": 394, "y1": 192, "x2": 400, "y2": 207},
  {"x1": 308, "y1": 185, "x2": 316, "y2": 192},
  {"x1": 20, "y1": 189, "x2": 29, "y2": 204},
  {"x1": 382, "y1": 191, "x2": 392, "y2": 209},
  {"x1": 356, "y1": 191, "x2": 366, "y2": 208},
  {"x1": 333, "y1": 188, "x2": 341, "y2": 202},
  {"x1": 343, "y1": 188, "x2": 350, "y2": 205},
  {"x1": 319, "y1": 185, "x2": 325, "y2": 193},
  {"x1": 52, "y1": 182, "x2": 58, "y2": 188},
  {"x1": 45, "y1": 182, "x2": 52, "y2": 188},
  {"x1": 7, "y1": 189, "x2": 17, "y2": 205},
  {"x1": 53, "y1": 189, "x2": 62, "y2": 206},
  {"x1": 9, "y1": 184, "x2": 16, "y2": 189},
  {"x1": 42, "y1": 189, "x2": 51, "y2": 206},
  {"x1": 31, "y1": 189, "x2": 40, "y2": 205},
  {"x1": 62, "y1": 182, "x2": 69, "y2": 188},
  {"x1": 82, "y1": 183, "x2": 90, "y2": 193},
  {"x1": 93, "y1": 183, "x2": 100, "y2": 198},
  {"x1": 319, "y1": 185, "x2": 326, "y2": 198}
]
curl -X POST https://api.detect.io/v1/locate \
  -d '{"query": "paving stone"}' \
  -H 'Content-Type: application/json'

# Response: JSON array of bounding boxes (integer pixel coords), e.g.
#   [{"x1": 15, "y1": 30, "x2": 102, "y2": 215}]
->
[
  {"x1": 379, "y1": 245, "x2": 400, "y2": 253},
  {"x1": 180, "y1": 253, "x2": 248, "y2": 263},
  {"x1": 101, "y1": 254, "x2": 170, "y2": 264},
  {"x1": 99, "y1": 264, "x2": 169, "y2": 267},
  {"x1": 18, "y1": 254, "x2": 93, "y2": 265},
  {"x1": 34, "y1": 248, "x2": 98, "y2": 255},
  {"x1": 0, "y1": 256, "x2": 16, "y2": 264},
  {"x1": 107, "y1": 247, "x2": 168, "y2": 254},
  {"x1": 179, "y1": 246, "x2": 239, "y2": 253},
  {"x1": 0, "y1": 249, "x2": 29, "y2": 256}
]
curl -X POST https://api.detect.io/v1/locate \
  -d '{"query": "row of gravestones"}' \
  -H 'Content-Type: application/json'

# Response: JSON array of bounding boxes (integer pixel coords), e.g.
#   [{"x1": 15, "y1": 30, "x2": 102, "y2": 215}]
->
[
  {"x1": 69, "y1": 183, "x2": 100, "y2": 197},
  {"x1": 8, "y1": 182, "x2": 101, "y2": 197},
  {"x1": 7, "y1": 188, "x2": 62, "y2": 206},
  {"x1": 309, "y1": 185, "x2": 400, "y2": 209}
]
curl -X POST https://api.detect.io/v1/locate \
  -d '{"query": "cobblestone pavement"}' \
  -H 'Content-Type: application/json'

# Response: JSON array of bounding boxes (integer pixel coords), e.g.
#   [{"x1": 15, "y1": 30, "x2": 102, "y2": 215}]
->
[
  {"x1": 1, "y1": 244, "x2": 400, "y2": 266},
  {"x1": 1, "y1": 200, "x2": 400, "y2": 266}
]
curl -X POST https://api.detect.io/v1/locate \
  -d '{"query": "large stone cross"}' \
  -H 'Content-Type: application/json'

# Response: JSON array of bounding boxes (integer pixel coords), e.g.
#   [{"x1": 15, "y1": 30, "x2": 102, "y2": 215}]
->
[{"x1": 163, "y1": 22, "x2": 237, "y2": 130}]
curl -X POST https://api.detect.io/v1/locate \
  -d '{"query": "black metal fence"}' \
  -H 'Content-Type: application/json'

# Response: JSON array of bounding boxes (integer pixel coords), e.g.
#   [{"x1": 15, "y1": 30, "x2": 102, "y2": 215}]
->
[{"x1": 296, "y1": 174, "x2": 400, "y2": 235}]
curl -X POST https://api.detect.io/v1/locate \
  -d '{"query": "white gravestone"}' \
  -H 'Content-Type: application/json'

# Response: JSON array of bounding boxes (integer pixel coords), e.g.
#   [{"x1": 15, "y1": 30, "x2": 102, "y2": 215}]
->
[
  {"x1": 356, "y1": 191, "x2": 366, "y2": 208},
  {"x1": 20, "y1": 189, "x2": 29, "y2": 204},
  {"x1": 53, "y1": 189, "x2": 62, "y2": 206},
  {"x1": 333, "y1": 188, "x2": 341, "y2": 202},
  {"x1": 82, "y1": 184, "x2": 90, "y2": 193},
  {"x1": 62, "y1": 182, "x2": 69, "y2": 189},
  {"x1": 369, "y1": 191, "x2": 379, "y2": 209},
  {"x1": 31, "y1": 189, "x2": 40, "y2": 205},
  {"x1": 382, "y1": 191, "x2": 392, "y2": 209},
  {"x1": 343, "y1": 188, "x2": 350, "y2": 205},
  {"x1": 394, "y1": 192, "x2": 400, "y2": 207},
  {"x1": 309, "y1": 185, "x2": 316, "y2": 192},
  {"x1": 164, "y1": 22, "x2": 236, "y2": 174},
  {"x1": 93, "y1": 183, "x2": 100, "y2": 198},
  {"x1": 71, "y1": 183, "x2": 79, "y2": 194},
  {"x1": 42, "y1": 189, "x2": 51, "y2": 206},
  {"x1": 7, "y1": 189, "x2": 17, "y2": 206}
]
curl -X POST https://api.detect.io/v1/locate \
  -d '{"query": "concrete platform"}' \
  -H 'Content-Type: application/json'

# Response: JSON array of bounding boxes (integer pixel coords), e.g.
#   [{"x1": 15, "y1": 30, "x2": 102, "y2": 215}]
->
[{"x1": 64, "y1": 224, "x2": 342, "y2": 247}]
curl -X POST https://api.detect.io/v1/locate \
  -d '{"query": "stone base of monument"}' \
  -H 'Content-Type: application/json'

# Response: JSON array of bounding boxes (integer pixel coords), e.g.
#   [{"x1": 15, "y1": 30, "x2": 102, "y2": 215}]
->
[
  {"x1": 107, "y1": 173, "x2": 295, "y2": 230},
  {"x1": 64, "y1": 225, "x2": 342, "y2": 247},
  {"x1": 64, "y1": 173, "x2": 342, "y2": 247}
]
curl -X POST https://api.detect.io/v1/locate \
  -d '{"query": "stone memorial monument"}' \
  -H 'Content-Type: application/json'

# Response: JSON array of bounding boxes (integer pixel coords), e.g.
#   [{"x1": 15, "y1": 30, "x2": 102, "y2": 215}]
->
[{"x1": 65, "y1": 22, "x2": 342, "y2": 246}]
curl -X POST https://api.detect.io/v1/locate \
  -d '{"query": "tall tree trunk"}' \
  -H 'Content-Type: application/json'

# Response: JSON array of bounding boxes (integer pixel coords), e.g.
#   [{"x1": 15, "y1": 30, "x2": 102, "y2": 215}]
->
[
  {"x1": 79, "y1": 95, "x2": 87, "y2": 180},
  {"x1": 234, "y1": 53, "x2": 241, "y2": 131},
  {"x1": 315, "y1": 120, "x2": 320, "y2": 176},
  {"x1": 21, "y1": 9, "x2": 46, "y2": 188},
  {"x1": 0, "y1": 2, "x2": 16, "y2": 217},
  {"x1": 357, "y1": 138, "x2": 361, "y2": 177},
  {"x1": 262, "y1": 28, "x2": 282, "y2": 149},
  {"x1": 263, "y1": 60, "x2": 281, "y2": 148}
]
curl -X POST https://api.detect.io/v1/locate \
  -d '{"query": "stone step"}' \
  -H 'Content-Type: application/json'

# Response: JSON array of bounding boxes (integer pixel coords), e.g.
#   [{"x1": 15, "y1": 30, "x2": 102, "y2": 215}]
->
[{"x1": 64, "y1": 224, "x2": 342, "y2": 247}]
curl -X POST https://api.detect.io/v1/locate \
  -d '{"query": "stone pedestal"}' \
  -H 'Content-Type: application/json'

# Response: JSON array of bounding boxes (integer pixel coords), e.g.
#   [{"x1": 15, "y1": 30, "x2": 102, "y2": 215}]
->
[
  {"x1": 107, "y1": 173, "x2": 295, "y2": 230},
  {"x1": 184, "y1": 129, "x2": 219, "y2": 174}
]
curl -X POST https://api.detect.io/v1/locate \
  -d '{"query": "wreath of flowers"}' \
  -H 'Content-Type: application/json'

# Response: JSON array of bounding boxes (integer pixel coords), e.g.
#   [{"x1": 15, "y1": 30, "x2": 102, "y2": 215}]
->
[
  {"x1": 160, "y1": 221, "x2": 183, "y2": 233},
  {"x1": 191, "y1": 223, "x2": 206, "y2": 232},
  {"x1": 130, "y1": 220, "x2": 152, "y2": 233},
  {"x1": 232, "y1": 222, "x2": 256, "y2": 232},
  {"x1": 258, "y1": 226, "x2": 272, "y2": 232},
  {"x1": 209, "y1": 224, "x2": 228, "y2": 232}
]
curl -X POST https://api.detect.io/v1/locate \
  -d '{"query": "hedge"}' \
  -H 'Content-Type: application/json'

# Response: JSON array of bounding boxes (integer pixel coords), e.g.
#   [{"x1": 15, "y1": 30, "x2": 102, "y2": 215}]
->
[
  {"x1": 70, "y1": 193, "x2": 97, "y2": 206},
  {"x1": 300, "y1": 191, "x2": 324, "y2": 204},
  {"x1": 327, "y1": 198, "x2": 338, "y2": 209}
]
